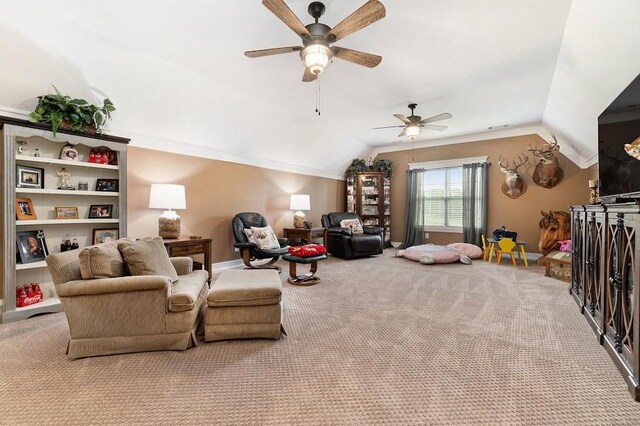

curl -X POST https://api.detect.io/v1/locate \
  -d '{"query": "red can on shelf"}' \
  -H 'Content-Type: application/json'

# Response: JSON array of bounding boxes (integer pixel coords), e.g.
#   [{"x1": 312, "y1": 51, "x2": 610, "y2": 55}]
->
[{"x1": 16, "y1": 283, "x2": 44, "y2": 307}]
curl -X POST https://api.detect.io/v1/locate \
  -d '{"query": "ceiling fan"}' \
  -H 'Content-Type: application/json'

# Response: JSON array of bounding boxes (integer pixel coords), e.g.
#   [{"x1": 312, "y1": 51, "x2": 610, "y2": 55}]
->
[
  {"x1": 373, "y1": 104, "x2": 453, "y2": 139},
  {"x1": 244, "y1": 0, "x2": 385, "y2": 82}
]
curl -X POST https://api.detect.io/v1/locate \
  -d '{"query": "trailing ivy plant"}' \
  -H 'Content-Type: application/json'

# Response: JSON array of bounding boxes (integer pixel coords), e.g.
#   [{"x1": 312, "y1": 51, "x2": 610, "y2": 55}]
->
[
  {"x1": 346, "y1": 157, "x2": 393, "y2": 176},
  {"x1": 30, "y1": 85, "x2": 115, "y2": 137}
]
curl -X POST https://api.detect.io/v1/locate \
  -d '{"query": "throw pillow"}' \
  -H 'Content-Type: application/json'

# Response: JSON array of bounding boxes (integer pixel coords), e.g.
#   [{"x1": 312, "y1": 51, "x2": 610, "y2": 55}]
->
[
  {"x1": 288, "y1": 244, "x2": 327, "y2": 257},
  {"x1": 446, "y1": 242, "x2": 483, "y2": 259},
  {"x1": 339, "y1": 218, "x2": 364, "y2": 234},
  {"x1": 118, "y1": 237, "x2": 179, "y2": 282},
  {"x1": 78, "y1": 241, "x2": 125, "y2": 279},
  {"x1": 244, "y1": 228, "x2": 257, "y2": 244},
  {"x1": 249, "y1": 225, "x2": 281, "y2": 250}
]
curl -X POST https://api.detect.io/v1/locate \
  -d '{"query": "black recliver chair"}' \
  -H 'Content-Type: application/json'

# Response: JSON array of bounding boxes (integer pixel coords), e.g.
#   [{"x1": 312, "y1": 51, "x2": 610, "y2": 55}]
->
[
  {"x1": 321, "y1": 212, "x2": 384, "y2": 259},
  {"x1": 232, "y1": 212, "x2": 289, "y2": 272}
]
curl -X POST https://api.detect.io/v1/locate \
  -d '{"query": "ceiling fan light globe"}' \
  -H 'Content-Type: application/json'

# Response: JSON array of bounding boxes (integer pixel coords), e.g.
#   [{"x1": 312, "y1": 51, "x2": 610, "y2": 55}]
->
[
  {"x1": 406, "y1": 125, "x2": 421, "y2": 138},
  {"x1": 301, "y1": 44, "x2": 332, "y2": 74}
]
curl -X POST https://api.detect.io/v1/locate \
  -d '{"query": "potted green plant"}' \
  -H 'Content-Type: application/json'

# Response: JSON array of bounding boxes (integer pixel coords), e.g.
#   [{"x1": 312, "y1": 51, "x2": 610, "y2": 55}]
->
[
  {"x1": 346, "y1": 158, "x2": 369, "y2": 174},
  {"x1": 371, "y1": 157, "x2": 393, "y2": 177},
  {"x1": 30, "y1": 85, "x2": 115, "y2": 137}
]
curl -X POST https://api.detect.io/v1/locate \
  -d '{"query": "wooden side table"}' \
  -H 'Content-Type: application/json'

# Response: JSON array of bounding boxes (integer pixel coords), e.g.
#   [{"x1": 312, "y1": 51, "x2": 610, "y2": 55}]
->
[
  {"x1": 163, "y1": 237, "x2": 212, "y2": 282},
  {"x1": 282, "y1": 227, "x2": 328, "y2": 246}
]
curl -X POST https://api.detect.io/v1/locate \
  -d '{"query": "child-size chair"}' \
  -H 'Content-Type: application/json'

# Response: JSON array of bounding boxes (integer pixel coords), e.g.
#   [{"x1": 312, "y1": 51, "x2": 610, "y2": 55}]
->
[
  {"x1": 495, "y1": 237, "x2": 517, "y2": 266},
  {"x1": 481, "y1": 235, "x2": 493, "y2": 262}
]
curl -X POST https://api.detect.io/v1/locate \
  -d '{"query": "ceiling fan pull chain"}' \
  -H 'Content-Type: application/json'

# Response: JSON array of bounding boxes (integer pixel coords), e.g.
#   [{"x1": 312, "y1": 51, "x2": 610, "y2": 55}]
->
[{"x1": 316, "y1": 76, "x2": 321, "y2": 116}]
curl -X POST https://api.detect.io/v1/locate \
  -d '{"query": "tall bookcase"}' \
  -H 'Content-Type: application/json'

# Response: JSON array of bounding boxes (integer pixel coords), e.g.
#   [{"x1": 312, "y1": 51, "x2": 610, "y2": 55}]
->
[
  {"x1": 1, "y1": 116, "x2": 129, "y2": 323},
  {"x1": 346, "y1": 171, "x2": 391, "y2": 246}
]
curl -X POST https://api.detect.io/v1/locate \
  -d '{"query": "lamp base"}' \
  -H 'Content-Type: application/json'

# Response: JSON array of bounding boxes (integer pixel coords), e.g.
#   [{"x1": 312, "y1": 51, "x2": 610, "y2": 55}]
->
[
  {"x1": 158, "y1": 215, "x2": 181, "y2": 239},
  {"x1": 293, "y1": 212, "x2": 305, "y2": 229}
]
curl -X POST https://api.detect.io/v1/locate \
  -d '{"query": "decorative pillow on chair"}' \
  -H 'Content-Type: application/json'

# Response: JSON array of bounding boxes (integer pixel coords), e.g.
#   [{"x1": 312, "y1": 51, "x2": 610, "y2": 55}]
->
[
  {"x1": 288, "y1": 244, "x2": 327, "y2": 257},
  {"x1": 339, "y1": 219, "x2": 364, "y2": 234},
  {"x1": 118, "y1": 237, "x2": 179, "y2": 282},
  {"x1": 446, "y1": 242, "x2": 483, "y2": 259},
  {"x1": 249, "y1": 225, "x2": 281, "y2": 250},
  {"x1": 79, "y1": 241, "x2": 125, "y2": 279}
]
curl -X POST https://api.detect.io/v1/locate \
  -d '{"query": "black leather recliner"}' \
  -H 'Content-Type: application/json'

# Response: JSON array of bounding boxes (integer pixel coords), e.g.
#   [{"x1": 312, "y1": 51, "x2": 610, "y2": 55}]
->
[
  {"x1": 321, "y1": 212, "x2": 384, "y2": 259},
  {"x1": 232, "y1": 212, "x2": 289, "y2": 272}
]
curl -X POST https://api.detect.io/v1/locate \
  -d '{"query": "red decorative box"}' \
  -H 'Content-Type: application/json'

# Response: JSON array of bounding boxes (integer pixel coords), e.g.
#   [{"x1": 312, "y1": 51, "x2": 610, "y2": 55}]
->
[{"x1": 16, "y1": 283, "x2": 44, "y2": 307}]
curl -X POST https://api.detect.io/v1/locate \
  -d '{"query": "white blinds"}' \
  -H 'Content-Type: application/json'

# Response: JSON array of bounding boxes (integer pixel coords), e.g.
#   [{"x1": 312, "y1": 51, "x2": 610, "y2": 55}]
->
[{"x1": 421, "y1": 167, "x2": 463, "y2": 228}]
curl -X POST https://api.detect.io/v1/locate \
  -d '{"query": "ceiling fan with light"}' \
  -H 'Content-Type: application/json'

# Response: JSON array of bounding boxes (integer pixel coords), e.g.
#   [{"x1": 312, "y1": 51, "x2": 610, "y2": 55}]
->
[
  {"x1": 373, "y1": 104, "x2": 453, "y2": 139},
  {"x1": 244, "y1": 0, "x2": 386, "y2": 82}
]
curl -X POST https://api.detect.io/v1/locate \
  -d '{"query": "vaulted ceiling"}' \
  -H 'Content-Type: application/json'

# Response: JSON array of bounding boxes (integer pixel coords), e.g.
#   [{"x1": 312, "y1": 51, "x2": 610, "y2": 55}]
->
[{"x1": 0, "y1": 1, "x2": 638, "y2": 179}]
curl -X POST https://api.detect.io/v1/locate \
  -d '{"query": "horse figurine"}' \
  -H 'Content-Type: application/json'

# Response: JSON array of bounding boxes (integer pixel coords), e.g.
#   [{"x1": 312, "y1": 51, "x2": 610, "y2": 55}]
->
[{"x1": 537, "y1": 210, "x2": 571, "y2": 265}]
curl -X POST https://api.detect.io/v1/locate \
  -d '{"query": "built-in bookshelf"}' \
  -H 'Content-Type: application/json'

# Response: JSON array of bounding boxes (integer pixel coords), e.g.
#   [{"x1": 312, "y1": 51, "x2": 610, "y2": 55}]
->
[{"x1": 1, "y1": 116, "x2": 129, "y2": 322}]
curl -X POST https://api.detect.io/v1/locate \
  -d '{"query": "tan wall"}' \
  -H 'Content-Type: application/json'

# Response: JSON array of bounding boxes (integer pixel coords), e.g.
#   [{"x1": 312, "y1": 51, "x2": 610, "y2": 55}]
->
[
  {"x1": 127, "y1": 147, "x2": 345, "y2": 264},
  {"x1": 381, "y1": 134, "x2": 597, "y2": 253}
]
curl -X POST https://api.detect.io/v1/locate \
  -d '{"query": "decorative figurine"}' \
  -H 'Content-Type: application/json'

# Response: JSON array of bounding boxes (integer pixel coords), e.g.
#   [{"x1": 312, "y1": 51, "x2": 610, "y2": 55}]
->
[
  {"x1": 57, "y1": 167, "x2": 73, "y2": 190},
  {"x1": 59, "y1": 143, "x2": 78, "y2": 161},
  {"x1": 33, "y1": 148, "x2": 40, "y2": 157},
  {"x1": 589, "y1": 179, "x2": 599, "y2": 204},
  {"x1": 16, "y1": 140, "x2": 26, "y2": 154}
]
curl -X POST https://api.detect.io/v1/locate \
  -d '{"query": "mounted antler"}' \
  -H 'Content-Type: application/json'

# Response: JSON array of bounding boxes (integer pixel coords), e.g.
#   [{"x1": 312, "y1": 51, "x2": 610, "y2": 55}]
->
[
  {"x1": 527, "y1": 134, "x2": 564, "y2": 188},
  {"x1": 498, "y1": 153, "x2": 529, "y2": 198}
]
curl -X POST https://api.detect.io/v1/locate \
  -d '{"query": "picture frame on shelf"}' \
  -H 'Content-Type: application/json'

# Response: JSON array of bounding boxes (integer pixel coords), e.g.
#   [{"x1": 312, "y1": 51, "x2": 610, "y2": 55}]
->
[
  {"x1": 15, "y1": 197, "x2": 37, "y2": 220},
  {"x1": 92, "y1": 228, "x2": 118, "y2": 244},
  {"x1": 16, "y1": 165, "x2": 44, "y2": 189},
  {"x1": 16, "y1": 230, "x2": 48, "y2": 264},
  {"x1": 95, "y1": 178, "x2": 118, "y2": 192},
  {"x1": 54, "y1": 206, "x2": 79, "y2": 219},
  {"x1": 88, "y1": 204, "x2": 113, "y2": 219}
]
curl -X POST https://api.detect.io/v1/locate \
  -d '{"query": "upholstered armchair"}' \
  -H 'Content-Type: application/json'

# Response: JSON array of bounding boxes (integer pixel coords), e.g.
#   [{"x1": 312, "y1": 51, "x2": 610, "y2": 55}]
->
[
  {"x1": 321, "y1": 212, "x2": 384, "y2": 259},
  {"x1": 232, "y1": 212, "x2": 289, "y2": 272},
  {"x1": 45, "y1": 238, "x2": 209, "y2": 359}
]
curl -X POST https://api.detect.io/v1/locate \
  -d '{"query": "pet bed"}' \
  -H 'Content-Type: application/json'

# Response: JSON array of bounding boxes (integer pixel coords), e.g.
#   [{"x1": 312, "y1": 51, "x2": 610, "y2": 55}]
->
[{"x1": 397, "y1": 243, "x2": 483, "y2": 265}]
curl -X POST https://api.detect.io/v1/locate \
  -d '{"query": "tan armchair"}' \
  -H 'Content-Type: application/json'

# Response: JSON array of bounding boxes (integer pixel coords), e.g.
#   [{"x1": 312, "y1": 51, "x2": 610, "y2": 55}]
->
[{"x1": 46, "y1": 244, "x2": 208, "y2": 359}]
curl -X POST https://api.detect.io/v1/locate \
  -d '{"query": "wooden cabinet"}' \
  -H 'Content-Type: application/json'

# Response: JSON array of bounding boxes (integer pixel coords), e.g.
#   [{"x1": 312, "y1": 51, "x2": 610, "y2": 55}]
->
[
  {"x1": 346, "y1": 171, "x2": 391, "y2": 246},
  {"x1": 571, "y1": 202, "x2": 640, "y2": 400},
  {"x1": 1, "y1": 116, "x2": 129, "y2": 323}
]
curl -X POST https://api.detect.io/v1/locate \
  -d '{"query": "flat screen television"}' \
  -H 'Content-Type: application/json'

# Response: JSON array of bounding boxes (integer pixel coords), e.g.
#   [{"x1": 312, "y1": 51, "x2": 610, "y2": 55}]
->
[{"x1": 598, "y1": 73, "x2": 640, "y2": 202}]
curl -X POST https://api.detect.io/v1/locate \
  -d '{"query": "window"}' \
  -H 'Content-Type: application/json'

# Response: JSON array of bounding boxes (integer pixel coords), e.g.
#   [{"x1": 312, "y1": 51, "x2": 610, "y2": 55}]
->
[{"x1": 422, "y1": 167, "x2": 463, "y2": 229}]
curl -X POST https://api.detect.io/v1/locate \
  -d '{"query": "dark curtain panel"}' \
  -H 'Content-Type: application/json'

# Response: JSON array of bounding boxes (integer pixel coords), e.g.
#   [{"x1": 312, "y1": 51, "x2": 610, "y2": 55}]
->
[
  {"x1": 399, "y1": 169, "x2": 425, "y2": 249},
  {"x1": 462, "y1": 162, "x2": 488, "y2": 246}
]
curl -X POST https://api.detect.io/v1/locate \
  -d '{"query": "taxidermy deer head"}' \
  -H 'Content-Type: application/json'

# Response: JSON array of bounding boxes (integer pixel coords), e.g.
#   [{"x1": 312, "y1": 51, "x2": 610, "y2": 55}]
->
[
  {"x1": 527, "y1": 135, "x2": 564, "y2": 189},
  {"x1": 499, "y1": 154, "x2": 528, "y2": 199}
]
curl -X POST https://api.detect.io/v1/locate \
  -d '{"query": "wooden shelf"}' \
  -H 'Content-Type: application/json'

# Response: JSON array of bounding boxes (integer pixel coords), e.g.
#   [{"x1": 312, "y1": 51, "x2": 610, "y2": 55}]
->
[
  {"x1": 16, "y1": 261, "x2": 47, "y2": 270},
  {"x1": 17, "y1": 218, "x2": 119, "y2": 225},
  {"x1": 16, "y1": 155, "x2": 118, "y2": 170},
  {"x1": 15, "y1": 188, "x2": 119, "y2": 197}
]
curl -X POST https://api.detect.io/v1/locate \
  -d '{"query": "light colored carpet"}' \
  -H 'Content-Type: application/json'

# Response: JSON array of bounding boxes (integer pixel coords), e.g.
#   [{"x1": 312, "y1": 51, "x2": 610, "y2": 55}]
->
[{"x1": 2, "y1": 251, "x2": 640, "y2": 425}]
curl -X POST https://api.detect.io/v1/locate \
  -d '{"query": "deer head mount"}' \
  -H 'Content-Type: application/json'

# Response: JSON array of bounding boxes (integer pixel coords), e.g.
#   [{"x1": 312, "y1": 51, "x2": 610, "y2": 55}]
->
[
  {"x1": 499, "y1": 154, "x2": 528, "y2": 199},
  {"x1": 527, "y1": 135, "x2": 564, "y2": 189}
]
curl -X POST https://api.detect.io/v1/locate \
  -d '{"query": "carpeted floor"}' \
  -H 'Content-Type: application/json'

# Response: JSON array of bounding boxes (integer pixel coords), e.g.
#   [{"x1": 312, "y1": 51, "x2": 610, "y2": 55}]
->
[{"x1": 2, "y1": 251, "x2": 640, "y2": 425}]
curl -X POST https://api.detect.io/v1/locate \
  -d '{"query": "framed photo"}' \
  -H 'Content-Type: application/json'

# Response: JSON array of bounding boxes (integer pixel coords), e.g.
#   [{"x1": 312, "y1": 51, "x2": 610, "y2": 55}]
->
[
  {"x1": 16, "y1": 165, "x2": 44, "y2": 189},
  {"x1": 54, "y1": 206, "x2": 79, "y2": 219},
  {"x1": 15, "y1": 197, "x2": 37, "y2": 220},
  {"x1": 95, "y1": 178, "x2": 119, "y2": 192},
  {"x1": 93, "y1": 228, "x2": 119, "y2": 244},
  {"x1": 88, "y1": 204, "x2": 113, "y2": 219},
  {"x1": 16, "y1": 230, "x2": 48, "y2": 264}
]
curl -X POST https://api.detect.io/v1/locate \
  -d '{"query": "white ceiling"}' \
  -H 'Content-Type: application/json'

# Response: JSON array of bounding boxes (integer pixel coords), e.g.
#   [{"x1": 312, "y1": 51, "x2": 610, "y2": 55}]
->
[{"x1": 0, "y1": 1, "x2": 638, "y2": 179}]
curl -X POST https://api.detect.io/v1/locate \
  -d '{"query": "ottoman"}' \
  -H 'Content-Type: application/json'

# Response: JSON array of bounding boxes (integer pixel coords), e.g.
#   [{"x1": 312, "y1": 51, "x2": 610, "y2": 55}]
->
[
  {"x1": 204, "y1": 270, "x2": 283, "y2": 342},
  {"x1": 281, "y1": 253, "x2": 327, "y2": 286}
]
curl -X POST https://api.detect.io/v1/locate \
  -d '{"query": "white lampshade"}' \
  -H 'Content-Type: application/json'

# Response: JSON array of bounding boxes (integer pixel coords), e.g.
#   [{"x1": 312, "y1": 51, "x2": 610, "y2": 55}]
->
[
  {"x1": 149, "y1": 184, "x2": 186, "y2": 210},
  {"x1": 301, "y1": 44, "x2": 332, "y2": 75},
  {"x1": 405, "y1": 125, "x2": 421, "y2": 139},
  {"x1": 290, "y1": 194, "x2": 310, "y2": 211}
]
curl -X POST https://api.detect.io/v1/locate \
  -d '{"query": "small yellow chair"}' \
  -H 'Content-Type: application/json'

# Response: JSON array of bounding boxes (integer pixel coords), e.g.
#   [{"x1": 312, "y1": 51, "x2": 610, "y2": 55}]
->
[
  {"x1": 481, "y1": 235, "x2": 492, "y2": 262},
  {"x1": 495, "y1": 238, "x2": 517, "y2": 266}
]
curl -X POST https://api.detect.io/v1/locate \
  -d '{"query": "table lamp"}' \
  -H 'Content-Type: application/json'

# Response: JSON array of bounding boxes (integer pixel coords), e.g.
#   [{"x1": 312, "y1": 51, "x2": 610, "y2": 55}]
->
[
  {"x1": 290, "y1": 194, "x2": 310, "y2": 229},
  {"x1": 149, "y1": 184, "x2": 186, "y2": 239}
]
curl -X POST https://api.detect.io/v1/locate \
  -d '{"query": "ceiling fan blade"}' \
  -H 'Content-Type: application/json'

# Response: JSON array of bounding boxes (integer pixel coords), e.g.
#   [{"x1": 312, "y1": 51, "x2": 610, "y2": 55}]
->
[
  {"x1": 422, "y1": 124, "x2": 448, "y2": 131},
  {"x1": 302, "y1": 67, "x2": 318, "y2": 82},
  {"x1": 398, "y1": 129, "x2": 407, "y2": 138},
  {"x1": 393, "y1": 114, "x2": 411, "y2": 124},
  {"x1": 332, "y1": 47, "x2": 382, "y2": 68},
  {"x1": 262, "y1": 0, "x2": 311, "y2": 40},
  {"x1": 327, "y1": 0, "x2": 386, "y2": 43},
  {"x1": 372, "y1": 125, "x2": 405, "y2": 130},
  {"x1": 244, "y1": 46, "x2": 302, "y2": 58},
  {"x1": 420, "y1": 112, "x2": 453, "y2": 124}
]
